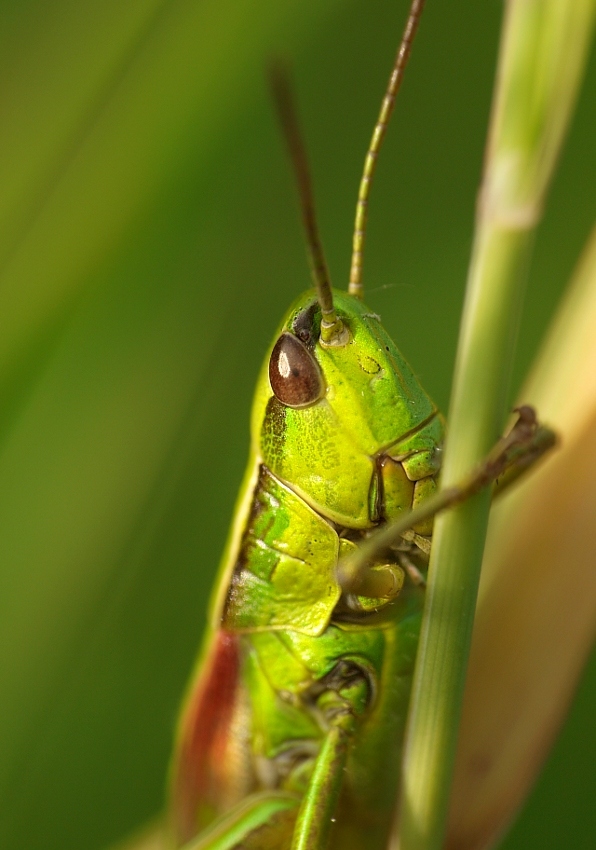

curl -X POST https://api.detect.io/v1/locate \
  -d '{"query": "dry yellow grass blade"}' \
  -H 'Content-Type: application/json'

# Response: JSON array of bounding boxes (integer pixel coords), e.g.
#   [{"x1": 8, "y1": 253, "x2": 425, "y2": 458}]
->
[{"x1": 447, "y1": 223, "x2": 596, "y2": 849}]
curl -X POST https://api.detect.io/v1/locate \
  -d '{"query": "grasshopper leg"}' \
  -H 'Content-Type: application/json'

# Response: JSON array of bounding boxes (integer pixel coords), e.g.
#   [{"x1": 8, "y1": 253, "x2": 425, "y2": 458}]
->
[
  {"x1": 290, "y1": 725, "x2": 351, "y2": 850},
  {"x1": 338, "y1": 406, "x2": 557, "y2": 593},
  {"x1": 178, "y1": 728, "x2": 351, "y2": 850},
  {"x1": 178, "y1": 791, "x2": 299, "y2": 850}
]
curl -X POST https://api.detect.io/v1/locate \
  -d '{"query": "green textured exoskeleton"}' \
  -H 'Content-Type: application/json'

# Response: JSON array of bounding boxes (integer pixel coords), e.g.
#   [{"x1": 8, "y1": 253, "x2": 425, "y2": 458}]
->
[
  {"x1": 171, "y1": 292, "x2": 442, "y2": 850},
  {"x1": 169, "y1": 3, "x2": 442, "y2": 849}
]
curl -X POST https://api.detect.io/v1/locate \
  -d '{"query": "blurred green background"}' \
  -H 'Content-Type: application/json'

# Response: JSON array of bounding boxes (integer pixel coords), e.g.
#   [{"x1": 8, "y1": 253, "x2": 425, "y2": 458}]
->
[{"x1": 0, "y1": 1, "x2": 594, "y2": 848}]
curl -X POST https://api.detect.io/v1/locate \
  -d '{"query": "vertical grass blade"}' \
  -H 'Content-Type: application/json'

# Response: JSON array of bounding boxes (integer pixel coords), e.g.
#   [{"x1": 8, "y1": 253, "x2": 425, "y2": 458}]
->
[
  {"x1": 396, "y1": 2, "x2": 596, "y2": 849},
  {"x1": 447, "y1": 222, "x2": 596, "y2": 849}
]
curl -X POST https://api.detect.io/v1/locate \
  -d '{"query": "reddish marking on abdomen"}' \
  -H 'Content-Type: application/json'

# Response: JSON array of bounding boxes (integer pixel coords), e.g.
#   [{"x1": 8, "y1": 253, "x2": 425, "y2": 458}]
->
[{"x1": 172, "y1": 629, "x2": 240, "y2": 844}]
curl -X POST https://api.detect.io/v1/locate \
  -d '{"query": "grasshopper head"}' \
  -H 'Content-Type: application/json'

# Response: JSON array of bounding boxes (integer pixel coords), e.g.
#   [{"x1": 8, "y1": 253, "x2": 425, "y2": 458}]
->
[{"x1": 251, "y1": 290, "x2": 441, "y2": 529}]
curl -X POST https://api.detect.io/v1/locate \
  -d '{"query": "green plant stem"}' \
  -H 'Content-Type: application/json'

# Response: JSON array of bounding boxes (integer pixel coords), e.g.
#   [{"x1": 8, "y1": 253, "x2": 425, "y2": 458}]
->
[
  {"x1": 396, "y1": 1, "x2": 596, "y2": 848},
  {"x1": 397, "y1": 224, "x2": 533, "y2": 850}
]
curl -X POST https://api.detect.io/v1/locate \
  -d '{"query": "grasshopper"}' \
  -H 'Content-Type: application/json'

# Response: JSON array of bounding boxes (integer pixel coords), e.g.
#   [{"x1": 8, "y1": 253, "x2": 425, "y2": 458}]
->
[{"x1": 166, "y1": 3, "x2": 552, "y2": 848}]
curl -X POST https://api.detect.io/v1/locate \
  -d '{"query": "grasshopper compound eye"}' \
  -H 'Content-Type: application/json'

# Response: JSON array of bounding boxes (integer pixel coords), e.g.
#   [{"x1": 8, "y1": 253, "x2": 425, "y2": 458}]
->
[{"x1": 269, "y1": 332, "x2": 324, "y2": 408}]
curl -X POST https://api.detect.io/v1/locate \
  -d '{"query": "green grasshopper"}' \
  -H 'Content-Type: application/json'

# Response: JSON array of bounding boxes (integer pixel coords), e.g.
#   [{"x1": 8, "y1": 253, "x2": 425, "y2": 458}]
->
[{"x1": 165, "y1": 3, "x2": 552, "y2": 848}]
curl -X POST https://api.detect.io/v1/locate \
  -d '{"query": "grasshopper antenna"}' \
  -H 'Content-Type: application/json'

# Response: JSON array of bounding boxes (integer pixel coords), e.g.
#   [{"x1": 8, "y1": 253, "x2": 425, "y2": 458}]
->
[
  {"x1": 349, "y1": 0, "x2": 426, "y2": 298},
  {"x1": 269, "y1": 59, "x2": 347, "y2": 346}
]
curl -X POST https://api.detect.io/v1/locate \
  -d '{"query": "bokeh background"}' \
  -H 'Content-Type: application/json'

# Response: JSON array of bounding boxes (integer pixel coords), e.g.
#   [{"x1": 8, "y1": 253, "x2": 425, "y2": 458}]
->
[{"x1": 0, "y1": 1, "x2": 594, "y2": 848}]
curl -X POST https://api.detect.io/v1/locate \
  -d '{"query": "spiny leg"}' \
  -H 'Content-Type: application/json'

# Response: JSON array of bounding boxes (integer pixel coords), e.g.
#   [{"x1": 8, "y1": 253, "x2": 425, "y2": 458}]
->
[{"x1": 491, "y1": 411, "x2": 558, "y2": 497}]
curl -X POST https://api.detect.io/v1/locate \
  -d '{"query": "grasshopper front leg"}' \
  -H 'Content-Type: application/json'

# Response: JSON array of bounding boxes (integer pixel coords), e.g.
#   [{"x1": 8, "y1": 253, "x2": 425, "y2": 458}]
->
[{"x1": 338, "y1": 406, "x2": 556, "y2": 594}]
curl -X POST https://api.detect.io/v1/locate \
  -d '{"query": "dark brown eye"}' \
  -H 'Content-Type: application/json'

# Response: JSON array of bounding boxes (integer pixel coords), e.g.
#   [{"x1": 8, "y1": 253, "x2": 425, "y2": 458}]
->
[{"x1": 269, "y1": 333, "x2": 323, "y2": 408}]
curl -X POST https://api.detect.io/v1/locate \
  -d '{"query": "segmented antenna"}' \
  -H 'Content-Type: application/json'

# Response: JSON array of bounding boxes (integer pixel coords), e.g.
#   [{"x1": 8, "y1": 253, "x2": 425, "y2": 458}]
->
[
  {"x1": 269, "y1": 60, "x2": 347, "y2": 346},
  {"x1": 348, "y1": 0, "x2": 426, "y2": 298}
]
